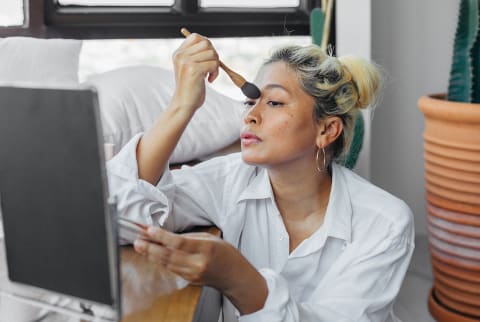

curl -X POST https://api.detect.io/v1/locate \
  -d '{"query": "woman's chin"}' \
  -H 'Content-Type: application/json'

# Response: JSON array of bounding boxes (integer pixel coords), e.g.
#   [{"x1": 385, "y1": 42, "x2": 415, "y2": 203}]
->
[{"x1": 241, "y1": 151, "x2": 264, "y2": 166}]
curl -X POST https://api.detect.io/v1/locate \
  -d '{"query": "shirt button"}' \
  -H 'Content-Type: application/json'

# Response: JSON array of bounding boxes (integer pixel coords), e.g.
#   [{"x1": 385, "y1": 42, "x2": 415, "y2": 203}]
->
[
  {"x1": 341, "y1": 242, "x2": 347, "y2": 250},
  {"x1": 279, "y1": 236, "x2": 284, "y2": 241}
]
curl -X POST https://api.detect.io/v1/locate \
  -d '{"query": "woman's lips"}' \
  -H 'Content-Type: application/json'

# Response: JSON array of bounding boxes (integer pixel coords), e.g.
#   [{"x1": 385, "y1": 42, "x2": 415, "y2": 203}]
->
[{"x1": 240, "y1": 132, "x2": 261, "y2": 145}]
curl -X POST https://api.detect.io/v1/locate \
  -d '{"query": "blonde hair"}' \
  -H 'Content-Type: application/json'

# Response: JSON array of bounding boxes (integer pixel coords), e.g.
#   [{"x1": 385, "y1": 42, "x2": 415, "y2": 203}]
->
[{"x1": 264, "y1": 45, "x2": 382, "y2": 163}]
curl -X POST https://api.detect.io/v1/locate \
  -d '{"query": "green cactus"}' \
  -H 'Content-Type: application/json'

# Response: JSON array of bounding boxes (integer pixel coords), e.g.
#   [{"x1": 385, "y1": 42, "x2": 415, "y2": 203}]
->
[
  {"x1": 447, "y1": 0, "x2": 480, "y2": 103},
  {"x1": 310, "y1": 7, "x2": 325, "y2": 46},
  {"x1": 470, "y1": 2, "x2": 480, "y2": 102}
]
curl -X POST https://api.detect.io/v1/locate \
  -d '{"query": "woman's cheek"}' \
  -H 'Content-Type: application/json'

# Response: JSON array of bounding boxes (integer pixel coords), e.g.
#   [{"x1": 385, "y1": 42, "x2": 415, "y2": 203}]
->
[{"x1": 270, "y1": 119, "x2": 291, "y2": 136}]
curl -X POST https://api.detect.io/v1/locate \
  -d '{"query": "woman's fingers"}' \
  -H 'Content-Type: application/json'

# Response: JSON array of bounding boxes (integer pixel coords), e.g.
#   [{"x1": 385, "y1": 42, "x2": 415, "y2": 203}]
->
[
  {"x1": 175, "y1": 35, "x2": 217, "y2": 65},
  {"x1": 174, "y1": 34, "x2": 219, "y2": 82},
  {"x1": 145, "y1": 226, "x2": 185, "y2": 248},
  {"x1": 134, "y1": 237, "x2": 181, "y2": 266},
  {"x1": 160, "y1": 250, "x2": 210, "y2": 284},
  {"x1": 146, "y1": 227, "x2": 218, "y2": 253},
  {"x1": 177, "y1": 32, "x2": 206, "y2": 50},
  {"x1": 134, "y1": 237, "x2": 208, "y2": 282},
  {"x1": 171, "y1": 32, "x2": 220, "y2": 110},
  {"x1": 134, "y1": 228, "x2": 240, "y2": 289},
  {"x1": 179, "y1": 43, "x2": 220, "y2": 82}
]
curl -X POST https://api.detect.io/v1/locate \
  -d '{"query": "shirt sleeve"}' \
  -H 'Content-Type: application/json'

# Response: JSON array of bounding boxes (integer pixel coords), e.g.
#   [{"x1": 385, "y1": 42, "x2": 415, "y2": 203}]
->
[
  {"x1": 106, "y1": 133, "x2": 225, "y2": 231},
  {"x1": 240, "y1": 235, "x2": 414, "y2": 322}
]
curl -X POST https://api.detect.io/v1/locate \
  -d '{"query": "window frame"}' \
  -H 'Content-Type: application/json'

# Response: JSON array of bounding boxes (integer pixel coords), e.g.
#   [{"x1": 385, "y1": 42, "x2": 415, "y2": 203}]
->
[{"x1": 0, "y1": 0, "x2": 336, "y2": 40}]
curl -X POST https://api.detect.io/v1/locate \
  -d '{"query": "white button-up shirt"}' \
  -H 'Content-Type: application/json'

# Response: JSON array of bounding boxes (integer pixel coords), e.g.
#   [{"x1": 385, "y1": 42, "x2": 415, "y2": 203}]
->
[{"x1": 107, "y1": 134, "x2": 415, "y2": 322}]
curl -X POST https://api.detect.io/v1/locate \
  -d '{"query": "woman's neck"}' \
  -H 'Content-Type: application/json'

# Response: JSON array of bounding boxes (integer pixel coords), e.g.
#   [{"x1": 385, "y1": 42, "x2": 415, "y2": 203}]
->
[
  {"x1": 268, "y1": 163, "x2": 332, "y2": 222},
  {"x1": 268, "y1": 162, "x2": 332, "y2": 253}
]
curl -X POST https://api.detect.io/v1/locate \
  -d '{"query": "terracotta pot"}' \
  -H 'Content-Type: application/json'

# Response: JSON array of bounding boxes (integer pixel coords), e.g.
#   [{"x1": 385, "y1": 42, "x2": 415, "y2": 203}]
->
[
  {"x1": 426, "y1": 171, "x2": 480, "y2": 194},
  {"x1": 427, "y1": 209, "x2": 480, "y2": 240},
  {"x1": 425, "y1": 161, "x2": 480, "y2": 184},
  {"x1": 429, "y1": 234, "x2": 480, "y2": 261},
  {"x1": 428, "y1": 288, "x2": 479, "y2": 322},
  {"x1": 435, "y1": 274, "x2": 480, "y2": 317},
  {"x1": 430, "y1": 253, "x2": 480, "y2": 316},
  {"x1": 428, "y1": 221, "x2": 480, "y2": 249},
  {"x1": 424, "y1": 138, "x2": 480, "y2": 163},
  {"x1": 427, "y1": 192, "x2": 480, "y2": 216},
  {"x1": 418, "y1": 94, "x2": 480, "y2": 146},
  {"x1": 427, "y1": 202, "x2": 480, "y2": 227},
  {"x1": 434, "y1": 268, "x2": 480, "y2": 295},
  {"x1": 435, "y1": 281, "x2": 480, "y2": 309},
  {"x1": 419, "y1": 94, "x2": 480, "y2": 320},
  {"x1": 432, "y1": 257, "x2": 480, "y2": 283},
  {"x1": 435, "y1": 287, "x2": 480, "y2": 317},
  {"x1": 425, "y1": 180, "x2": 480, "y2": 205},
  {"x1": 431, "y1": 246, "x2": 480, "y2": 272},
  {"x1": 429, "y1": 235, "x2": 480, "y2": 267},
  {"x1": 424, "y1": 150, "x2": 480, "y2": 174},
  {"x1": 419, "y1": 94, "x2": 480, "y2": 206}
]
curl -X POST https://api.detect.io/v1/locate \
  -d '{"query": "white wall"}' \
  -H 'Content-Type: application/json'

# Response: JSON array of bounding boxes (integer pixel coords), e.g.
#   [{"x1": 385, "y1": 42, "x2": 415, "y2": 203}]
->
[
  {"x1": 370, "y1": 0, "x2": 458, "y2": 235},
  {"x1": 337, "y1": 0, "x2": 458, "y2": 235},
  {"x1": 336, "y1": 0, "x2": 372, "y2": 180}
]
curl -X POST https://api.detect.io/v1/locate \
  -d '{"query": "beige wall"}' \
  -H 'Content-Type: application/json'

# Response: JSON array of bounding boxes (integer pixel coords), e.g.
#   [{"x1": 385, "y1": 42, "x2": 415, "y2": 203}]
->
[
  {"x1": 370, "y1": 0, "x2": 458, "y2": 235},
  {"x1": 337, "y1": 0, "x2": 459, "y2": 235},
  {"x1": 336, "y1": 0, "x2": 372, "y2": 180}
]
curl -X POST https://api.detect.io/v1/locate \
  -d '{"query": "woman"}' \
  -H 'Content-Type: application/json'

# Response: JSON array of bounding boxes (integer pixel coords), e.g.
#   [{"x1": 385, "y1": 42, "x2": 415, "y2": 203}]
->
[{"x1": 108, "y1": 32, "x2": 414, "y2": 321}]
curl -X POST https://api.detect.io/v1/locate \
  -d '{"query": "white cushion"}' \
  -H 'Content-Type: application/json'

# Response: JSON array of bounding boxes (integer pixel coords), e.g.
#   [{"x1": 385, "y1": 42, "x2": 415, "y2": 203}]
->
[
  {"x1": 0, "y1": 37, "x2": 82, "y2": 86},
  {"x1": 84, "y1": 65, "x2": 244, "y2": 163}
]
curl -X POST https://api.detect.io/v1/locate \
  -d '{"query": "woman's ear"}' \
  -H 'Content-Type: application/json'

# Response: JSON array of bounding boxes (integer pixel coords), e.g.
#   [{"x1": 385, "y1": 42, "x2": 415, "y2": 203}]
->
[{"x1": 315, "y1": 116, "x2": 343, "y2": 148}]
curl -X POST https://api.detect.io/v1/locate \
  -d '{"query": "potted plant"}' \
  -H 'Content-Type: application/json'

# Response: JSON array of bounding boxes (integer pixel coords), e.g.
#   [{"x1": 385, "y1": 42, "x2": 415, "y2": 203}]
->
[{"x1": 418, "y1": 0, "x2": 480, "y2": 321}]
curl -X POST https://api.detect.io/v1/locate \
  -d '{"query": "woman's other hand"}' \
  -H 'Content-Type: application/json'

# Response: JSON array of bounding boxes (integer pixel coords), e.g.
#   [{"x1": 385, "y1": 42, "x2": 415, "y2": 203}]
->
[
  {"x1": 133, "y1": 227, "x2": 268, "y2": 315},
  {"x1": 171, "y1": 33, "x2": 220, "y2": 112}
]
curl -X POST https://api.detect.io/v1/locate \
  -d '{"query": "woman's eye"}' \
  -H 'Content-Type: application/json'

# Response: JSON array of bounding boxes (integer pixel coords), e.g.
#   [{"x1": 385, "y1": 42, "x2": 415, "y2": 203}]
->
[
  {"x1": 243, "y1": 100, "x2": 256, "y2": 108},
  {"x1": 267, "y1": 101, "x2": 284, "y2": 107}
]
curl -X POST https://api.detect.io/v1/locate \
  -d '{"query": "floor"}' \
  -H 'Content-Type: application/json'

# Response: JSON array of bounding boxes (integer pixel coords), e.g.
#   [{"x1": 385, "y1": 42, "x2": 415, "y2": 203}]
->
[
  {"x1": 394, "y1": 234, "x2": 436, "y2": 322},
  {"x1": 0, "y1": 235, "x2": 436, "y2": 322}
]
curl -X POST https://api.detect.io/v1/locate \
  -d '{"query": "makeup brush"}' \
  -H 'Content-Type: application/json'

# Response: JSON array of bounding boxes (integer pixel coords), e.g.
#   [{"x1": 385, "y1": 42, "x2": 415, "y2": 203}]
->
[{"x1": 180, "y1": 28, "x2": 261, "y2": 99}]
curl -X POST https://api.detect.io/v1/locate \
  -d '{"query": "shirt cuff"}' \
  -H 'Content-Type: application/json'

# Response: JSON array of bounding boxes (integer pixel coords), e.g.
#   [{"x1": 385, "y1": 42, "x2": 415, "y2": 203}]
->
[
  {"x1": 107, "y1": 133, "x2": 174, "y2": 227},
  {"x1": 239, "y1": 268, "x2": 292, "y2": 322},
  {"x1": 107, "y1": 133, "x2": 144, "y2": 180}
]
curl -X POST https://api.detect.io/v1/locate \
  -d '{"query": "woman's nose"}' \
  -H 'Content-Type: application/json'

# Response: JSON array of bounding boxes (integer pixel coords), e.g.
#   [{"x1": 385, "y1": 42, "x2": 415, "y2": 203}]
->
[{"x1": 243, "y1": 104, "x2": 261, "y2": 124}]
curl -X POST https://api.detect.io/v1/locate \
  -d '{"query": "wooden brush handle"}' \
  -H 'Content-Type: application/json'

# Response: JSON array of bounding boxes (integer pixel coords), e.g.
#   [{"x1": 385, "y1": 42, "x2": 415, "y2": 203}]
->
[
  {"x1": 218, "y1": 61, "x2": 247, "y2": 88},
  {"x1": 321, "y1": 0, "x2": 334, "y2": 51},
  {"x1": 180, "y1": 28, "x2": 247, "y2": 88},
  {"x1": 180, "y1": 27, "x2": 192, "y2": 38}
]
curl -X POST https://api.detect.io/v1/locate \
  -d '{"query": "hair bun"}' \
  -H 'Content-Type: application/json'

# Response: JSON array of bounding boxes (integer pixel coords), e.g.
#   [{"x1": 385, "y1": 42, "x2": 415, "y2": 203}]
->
[{"x1": 338, "y1": 55, "x2": 381, "y2": 109}]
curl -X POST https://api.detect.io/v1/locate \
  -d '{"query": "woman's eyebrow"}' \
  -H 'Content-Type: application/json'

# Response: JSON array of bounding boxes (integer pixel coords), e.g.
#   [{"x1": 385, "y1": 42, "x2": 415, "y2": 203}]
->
[{"x1": 263, "y1": 83, "x2": 291, "y2": 94}]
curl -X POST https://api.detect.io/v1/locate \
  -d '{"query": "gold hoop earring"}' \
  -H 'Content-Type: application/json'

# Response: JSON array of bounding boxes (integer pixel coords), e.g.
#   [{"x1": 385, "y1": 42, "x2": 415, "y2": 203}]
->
[{"x1": 315, "y1": 148, "x2": 326, "y2": 173}]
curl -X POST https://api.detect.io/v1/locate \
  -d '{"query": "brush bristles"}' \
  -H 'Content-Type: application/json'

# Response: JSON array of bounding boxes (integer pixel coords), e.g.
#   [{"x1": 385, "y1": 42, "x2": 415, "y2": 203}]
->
[{"x1": 242, "y1": 82, "x2": 261, "y2": 99}]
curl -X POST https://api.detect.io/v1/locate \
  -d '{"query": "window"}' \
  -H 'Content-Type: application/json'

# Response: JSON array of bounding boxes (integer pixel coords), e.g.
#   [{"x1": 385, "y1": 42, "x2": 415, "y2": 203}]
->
[
  {"x1": 59, "y1": 0, "x2": 299, "y2": 8},
  {"x1": 0, "y1": 0, "x2": 318, "y2": 39},
  {"x1": 0, "y1": 0, "x2": 24, "y2": 27},
  {"x1": 58, "y1": 0, "x2": 174, "y2": 6},
  {"x1": 79, "y1": 35, "x2": 311, "y2": 100},
  {"x1": 200, "y1": 0, "x2": 299, "y2": 8}
]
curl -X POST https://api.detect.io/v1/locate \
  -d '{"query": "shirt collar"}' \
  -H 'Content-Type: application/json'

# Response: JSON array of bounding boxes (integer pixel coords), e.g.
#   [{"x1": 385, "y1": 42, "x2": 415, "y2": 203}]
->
[
  {"x1": 322, "y1": 163, "x2": 352, "y2": 243},
  {"x1": 235, "y1": 163, "x2": 353, "y2": 243},
  {"x1": 236, "y1": 167, "x2": 273, "y2": 203}
]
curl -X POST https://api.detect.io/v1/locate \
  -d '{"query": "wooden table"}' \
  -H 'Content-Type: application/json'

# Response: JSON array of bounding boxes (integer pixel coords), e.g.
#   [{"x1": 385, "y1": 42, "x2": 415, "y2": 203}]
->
[
  {"x1": 0, "y1": 228, "x2": 220, "y2": 322},
  {"x1": 120, "y1": 227, "x2": 221, "y2": 322}
]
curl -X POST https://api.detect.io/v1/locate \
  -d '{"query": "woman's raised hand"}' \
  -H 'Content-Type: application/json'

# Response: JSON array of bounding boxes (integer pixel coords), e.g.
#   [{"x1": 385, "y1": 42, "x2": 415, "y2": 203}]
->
[
  {"x1": 135, "y1": 33, "x2": 220, "y2": 185},
  {"x1": 171, "y1": 32, "x2": 220, "y2": 113}
]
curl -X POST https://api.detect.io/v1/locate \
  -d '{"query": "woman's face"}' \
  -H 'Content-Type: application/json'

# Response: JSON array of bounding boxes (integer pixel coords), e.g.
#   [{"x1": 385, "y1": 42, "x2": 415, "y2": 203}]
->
[{"x1": 241, "y1": 61, "x2": 319, "y2": 168}]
